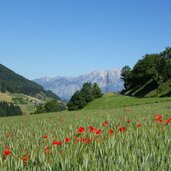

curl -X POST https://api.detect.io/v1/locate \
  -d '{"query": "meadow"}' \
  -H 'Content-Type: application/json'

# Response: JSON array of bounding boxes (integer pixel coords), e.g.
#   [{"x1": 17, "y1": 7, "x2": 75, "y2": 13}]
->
[{"x1": 0, "y1": 94, "x2": 171, "y2": 170}]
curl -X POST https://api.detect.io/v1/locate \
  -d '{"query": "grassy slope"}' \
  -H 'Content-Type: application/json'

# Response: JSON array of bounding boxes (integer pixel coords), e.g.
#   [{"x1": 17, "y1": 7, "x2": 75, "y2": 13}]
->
[
  {"x1": 146, "y1": 79, "x2": 171, "y2": 97},
  {"x1": 0, "y1": 92, "x2": 12, "y2": 102},
  {"x1": 0, "y1": 92, "x2": 44, "y2": 114},
  {"x1": 124, "y1": 79, "x2": 171, "y2": 98},
  {"x1": 84, "y1": 93, "x2": 171, "y2": 110}
]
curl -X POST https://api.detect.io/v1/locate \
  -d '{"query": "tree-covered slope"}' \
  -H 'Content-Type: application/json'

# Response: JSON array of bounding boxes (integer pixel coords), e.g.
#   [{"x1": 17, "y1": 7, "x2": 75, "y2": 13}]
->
[
  {"x1": 0, "y1": 64, "x2": 60, "y2": 100},
  {"x1": 121, "y1": 47, "x2": 171, "y2": 97}
]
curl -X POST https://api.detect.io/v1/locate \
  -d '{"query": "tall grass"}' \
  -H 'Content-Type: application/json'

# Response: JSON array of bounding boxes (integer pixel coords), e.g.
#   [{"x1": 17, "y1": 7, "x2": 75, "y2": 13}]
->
[{"x1": 0, "y1": 98, "x2": 171, "y2": 170}]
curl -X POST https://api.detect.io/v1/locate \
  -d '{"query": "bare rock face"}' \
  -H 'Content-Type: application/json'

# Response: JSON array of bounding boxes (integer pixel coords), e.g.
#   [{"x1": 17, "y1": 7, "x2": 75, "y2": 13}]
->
[{"x1": 34, "y1": 69, "x2": 124, "y2": 100}]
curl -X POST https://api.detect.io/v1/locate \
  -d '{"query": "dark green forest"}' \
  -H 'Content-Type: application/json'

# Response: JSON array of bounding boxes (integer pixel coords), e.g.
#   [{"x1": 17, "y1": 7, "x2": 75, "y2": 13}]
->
[
  {"x1": 0, "y1": 101, "x2": 22, "y2": 116},
  {"x1": 0, "y1": 64, "x2": 59, "y2": 100},
  {"x1": 121, "y1": 47, "x2": 171, "y2": 97},
  {"x1": 67, "y1": 82, "x2": 103, "y2": 111}
]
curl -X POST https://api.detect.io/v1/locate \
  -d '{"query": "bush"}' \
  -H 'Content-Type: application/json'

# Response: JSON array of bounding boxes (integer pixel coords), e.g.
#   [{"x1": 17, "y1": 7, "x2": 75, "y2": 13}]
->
[
  {"x1": 0, "y1": 101, "x2": 22, "y2": 117},
  {"x1": 34, "y1": 100, "x2": 66, "y2": 114}
]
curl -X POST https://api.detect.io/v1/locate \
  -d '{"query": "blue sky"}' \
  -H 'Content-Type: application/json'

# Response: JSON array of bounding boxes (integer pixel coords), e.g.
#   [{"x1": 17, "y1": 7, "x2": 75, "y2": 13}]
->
[{"x1": 0, "y1": 0, "x2": 171, "y2": 79}]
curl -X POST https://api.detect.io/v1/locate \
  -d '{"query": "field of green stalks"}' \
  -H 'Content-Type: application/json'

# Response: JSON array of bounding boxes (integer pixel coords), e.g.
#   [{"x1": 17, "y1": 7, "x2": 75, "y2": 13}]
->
[{"x1": 0, "y1": 95, "x2": 171, "y2": 170}]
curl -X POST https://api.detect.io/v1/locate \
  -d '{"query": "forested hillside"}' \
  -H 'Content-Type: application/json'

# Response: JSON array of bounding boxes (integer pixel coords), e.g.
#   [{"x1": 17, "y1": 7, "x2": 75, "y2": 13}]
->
[
  {"x1": 121, "y1": 47, "x2": 171, "y2": 97},
  {"x1": 0, "y1": 64, "x2": 59, "y2": 100}
]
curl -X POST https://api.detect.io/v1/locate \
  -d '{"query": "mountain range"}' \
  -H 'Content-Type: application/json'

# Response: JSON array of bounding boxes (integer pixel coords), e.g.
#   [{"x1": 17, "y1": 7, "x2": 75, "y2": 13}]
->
[{"x1": 34, "y1": 69, "x2": 124, "y2": 100}]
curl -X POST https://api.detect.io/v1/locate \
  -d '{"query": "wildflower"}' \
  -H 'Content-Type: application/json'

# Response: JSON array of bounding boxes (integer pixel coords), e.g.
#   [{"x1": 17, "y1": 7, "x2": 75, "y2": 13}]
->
[
  {"x1": 154, "y1": 114, "x2": 162, "y2": 121},
  {"x1": 65, "y1": 137, "x2": 70, "y2": 143},
  {"x1": 136, "y1": 124, "x2": 142, "y2": 127},
  {"x1": 96, "y1": 129, "x2": 101, "y2": 135},
  {"x1": 109, "y1": 129, "x2": 114, "y2": 135},
  {"x1": 157, "y1": 119, "x2": 163, "y2": 123},
  {"x1": 118, "y1": 127, "x2": 126, "y2": 133},
  {"x1": 102, "y1": 121, "x2": 109, "y2": 126},
  {"x1": 41, "y1": 135, "x2": 48, "y2": 139},
  {"x1": 88, "y1": 126, "x2": 95, "y2": 133},
  {"x1": 21, "y1": 154, "x2": 29, "y2": 164},
  {"x1": 78, "y1": 127, "x2": 85, "y2": 133},
  {"x1": 154, "y1": 114, "x2": 163, "y2": 123},
  {"x1": 52, "y1": 141, "x2": 62, "y2": 146},
  {"x1": 85, "y1": 138, "x2": 92, "y2": 144},
  {"x1": 166, "y1": 118, "x2": 171, "y2": 124},
  {"x1": 127, "y1": 120, "x2": 131, "y2": 123},
  {"x1": 4, "y1": 149, "x2": 10, "y2": 156}
]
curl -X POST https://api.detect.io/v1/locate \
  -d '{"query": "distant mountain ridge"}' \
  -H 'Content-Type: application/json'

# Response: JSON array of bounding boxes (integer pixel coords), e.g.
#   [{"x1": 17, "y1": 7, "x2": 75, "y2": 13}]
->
[
  {"x1": 34, "y1": 69, "x2": 124, "y2": 100},
  {"x1": 0, "y1": 64, "x2": 60, "y2": 100}
]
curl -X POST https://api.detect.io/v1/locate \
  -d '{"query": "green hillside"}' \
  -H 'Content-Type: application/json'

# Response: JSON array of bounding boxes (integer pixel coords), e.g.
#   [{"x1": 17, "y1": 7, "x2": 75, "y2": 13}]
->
[
  {"x1": 84, "y1": 93, "x2": 171, "y2": 110},
  {"x1": 0, "y1": 64, "x2": 59, "y2": 100},
  {"x1": 121, "y1": 47, "x2": 171, "y2": 97},
  {"x1": 0, "y1": 64, "x2": 66, "y2": 115}
]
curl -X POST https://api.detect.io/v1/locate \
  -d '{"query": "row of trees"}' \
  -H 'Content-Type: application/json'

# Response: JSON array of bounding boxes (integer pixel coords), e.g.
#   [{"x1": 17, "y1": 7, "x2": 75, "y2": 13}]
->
[
  {"x1": 67, "y1": 83, "x2": 103, "y2": 111},
  {"x1": 0, "y1": 101, "x2": 22, "y2": 117},
  {"x1": 121, "y1": 47, "x2": 171, "y2": 91},
  {"x1": 34, "y1": 100, "x2": 66, "y2": 114}
]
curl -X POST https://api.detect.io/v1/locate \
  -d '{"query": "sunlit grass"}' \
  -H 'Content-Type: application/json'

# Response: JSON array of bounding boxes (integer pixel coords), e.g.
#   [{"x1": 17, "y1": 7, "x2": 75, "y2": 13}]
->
[{"x1": 0, "y1": 100, "x2": 171, "y2": 170}]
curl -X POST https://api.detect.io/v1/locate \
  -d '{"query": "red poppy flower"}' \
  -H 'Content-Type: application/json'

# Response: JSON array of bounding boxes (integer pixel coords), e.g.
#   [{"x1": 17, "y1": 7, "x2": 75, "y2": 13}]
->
[
  {"x1": 109, "y1": 129, "x2": 114, "y2": 135},
  {"x1": 118, "y1": 127, "x2": 126, "y2": 133},
  {"x1": 136, "y1": 124, "x2": 142, "y2": 127},
  {"x1": 21, "y1": 154, "x2": 29, "y2": 163},
  {"x1": 88, "y1": 126, "x2": 95, "y2": 133},
  {"x1": 96, "y1": 129, "x2": 101, "y2": 135},
  {"x1": 127, "y1": 120, "x2": 131, "y2": 123},
  {"x1": 52, "y1": 141, "x2": 62, "y2": 146},
  {"x1": 41, "y1": 135, "x2": 48, "y2": 139},
  {"x1": 157, "y1": 119, "x2": 163, "y2": 123},
  {"x1": 104, "y1": 121, "x2": 108, "y2": 125},
  {"x1": 85, "y1": 138, "x2": 92, "y2": 144},
  {"x1": 78, "y1": 127, "x2": 85, "y2": 133},
  {"x1": 166, "y1": 118, "x2": 171, "y2": 124},
  {"x1": 4, "y1": 149, "x2": 10, "y2": 156},
  {"x1": 65, "y1": 137, "x2": 70, "y2": 143},
  {"x1": 155, "y1": 114, "x2": 162, "y2": 120}
]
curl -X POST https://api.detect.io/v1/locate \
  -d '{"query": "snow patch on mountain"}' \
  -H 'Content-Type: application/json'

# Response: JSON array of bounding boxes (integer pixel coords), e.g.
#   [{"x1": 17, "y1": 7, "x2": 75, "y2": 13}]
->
[{"x1": 34, "y1": 69, "x2": 124, "y2": 100}]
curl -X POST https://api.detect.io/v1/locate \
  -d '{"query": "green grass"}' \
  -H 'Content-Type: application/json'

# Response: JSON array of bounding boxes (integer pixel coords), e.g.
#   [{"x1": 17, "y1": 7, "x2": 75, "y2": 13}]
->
[
  {"x1": 84, "y1": 93, "x2": 171, "y2": 110},
  {"x1": 0, "y1": 92, "x2": 12, "y2": 102},
  {"x1": 20, "y1": 104, "x2": 37, "y2": 115},
  {"x1": 0, "y1": 94, "x2": 171, "y2": 170},
  {"x1": 0, "y1": 92, "x2": 46, "y2": 115}
]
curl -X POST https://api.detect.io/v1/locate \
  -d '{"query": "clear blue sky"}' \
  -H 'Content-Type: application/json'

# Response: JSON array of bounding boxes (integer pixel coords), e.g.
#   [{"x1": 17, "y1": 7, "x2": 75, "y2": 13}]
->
[{"x1": 0, "y1": 0, "x2": 171, "y2": 79}]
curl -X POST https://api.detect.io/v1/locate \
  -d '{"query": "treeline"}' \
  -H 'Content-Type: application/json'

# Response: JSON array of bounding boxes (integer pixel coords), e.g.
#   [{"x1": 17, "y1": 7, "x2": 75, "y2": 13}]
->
[
  {"x1": 121, "y1": 47, "x2": 171, "y2": 96},
  {"x1": 67, "y1": 83, "x2": 103, "y2": 111},
  {"x1": 0, "y1": 64, "x2": 59, "y2": 100},
  {"x1": 34, "y1": 100, "x2": 66, "y2": 114},
  {"x1": 0, "y1": 101, "x2": 22, "y2": 117}
]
